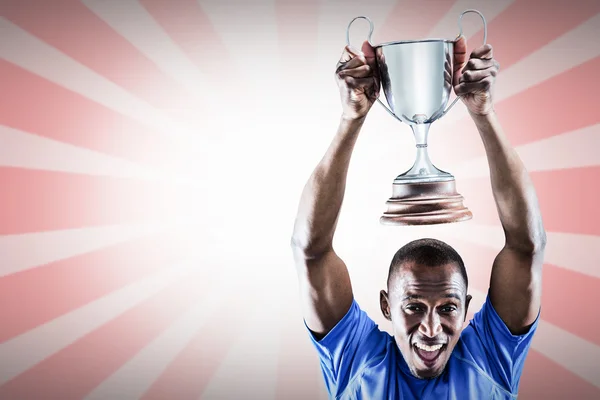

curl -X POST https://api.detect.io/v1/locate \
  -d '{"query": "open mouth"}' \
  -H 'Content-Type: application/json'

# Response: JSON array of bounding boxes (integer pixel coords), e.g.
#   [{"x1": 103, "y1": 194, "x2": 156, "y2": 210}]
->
[{"x1": 413, "y1": 343, "x2": 446, "y2": 366}]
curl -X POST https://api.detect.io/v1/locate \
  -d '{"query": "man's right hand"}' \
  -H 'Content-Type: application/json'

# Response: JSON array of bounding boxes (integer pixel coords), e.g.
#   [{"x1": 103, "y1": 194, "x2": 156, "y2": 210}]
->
[{"x1": 336, "y1": 40, "x2": 380, "y2": 120}]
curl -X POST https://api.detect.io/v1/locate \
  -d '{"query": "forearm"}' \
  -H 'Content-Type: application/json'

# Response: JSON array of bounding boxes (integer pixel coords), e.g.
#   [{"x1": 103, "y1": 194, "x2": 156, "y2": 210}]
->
[
  {"x1": 291, "y1": 115, "x2": 365, "y2": 256},
  {"x1": 472, "y1": 111, "x2": 546, "y2": 253}
]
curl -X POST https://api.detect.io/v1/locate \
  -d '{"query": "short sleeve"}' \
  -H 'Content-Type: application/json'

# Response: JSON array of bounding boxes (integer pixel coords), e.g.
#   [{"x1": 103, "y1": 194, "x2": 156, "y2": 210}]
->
[
  {"x1": 468, "y1": 295, "x2": 540, "y2": 392},
  {"x1": 305, "y1": 300, "x2": 386, "y2": 396}
]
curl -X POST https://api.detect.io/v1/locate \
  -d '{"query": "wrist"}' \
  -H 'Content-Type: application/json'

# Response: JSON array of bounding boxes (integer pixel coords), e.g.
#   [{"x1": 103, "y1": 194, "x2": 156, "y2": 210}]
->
[
  {"x1": 340, "y1": 113, "x2": 367, "y2": 127},
  {"x1": 468, "y1": 109, "x2": 497, "y2": 125}
]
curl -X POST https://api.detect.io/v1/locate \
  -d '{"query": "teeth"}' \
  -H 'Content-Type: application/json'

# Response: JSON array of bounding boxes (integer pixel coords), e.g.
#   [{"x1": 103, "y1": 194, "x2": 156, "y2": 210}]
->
[{"x1": 415, "y1": 343, "x2": 443, "y2": 352}]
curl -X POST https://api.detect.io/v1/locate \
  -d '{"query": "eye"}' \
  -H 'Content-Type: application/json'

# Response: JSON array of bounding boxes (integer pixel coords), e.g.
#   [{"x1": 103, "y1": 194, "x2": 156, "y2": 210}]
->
[
  {"x1": 405, "y1": 304, "x2": 425, "y2": 313},
  {"x1": 439, "y1": 304, "x2": 457, "y2": 313}
]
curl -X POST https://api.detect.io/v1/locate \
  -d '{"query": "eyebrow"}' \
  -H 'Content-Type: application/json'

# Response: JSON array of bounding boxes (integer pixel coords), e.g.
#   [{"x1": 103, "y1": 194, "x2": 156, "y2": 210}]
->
[{"x1": 402, "y1": 293, "x2": 462, "y2": 302}]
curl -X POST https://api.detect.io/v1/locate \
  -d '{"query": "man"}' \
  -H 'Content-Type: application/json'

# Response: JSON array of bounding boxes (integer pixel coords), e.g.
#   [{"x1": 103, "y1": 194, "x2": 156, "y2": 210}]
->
[{"x1": 290, "y1": 36, "x2": 546, "y2": 399}]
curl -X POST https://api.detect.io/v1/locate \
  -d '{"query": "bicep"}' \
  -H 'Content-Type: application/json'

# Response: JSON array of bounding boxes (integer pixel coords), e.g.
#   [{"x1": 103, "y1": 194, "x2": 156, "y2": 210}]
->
[
  {"x1": 293, "y1": 248, "x2": 353, "y2": 338},
  {"x1": 489, "y1": 246, "x2": 544, "y2": 335}
]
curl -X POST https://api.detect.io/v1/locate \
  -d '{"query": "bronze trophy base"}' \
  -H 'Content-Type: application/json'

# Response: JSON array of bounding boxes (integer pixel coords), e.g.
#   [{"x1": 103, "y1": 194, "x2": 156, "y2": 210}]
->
[{"x1": 380, "y1": 179, "x2": 472, "y2": 226}]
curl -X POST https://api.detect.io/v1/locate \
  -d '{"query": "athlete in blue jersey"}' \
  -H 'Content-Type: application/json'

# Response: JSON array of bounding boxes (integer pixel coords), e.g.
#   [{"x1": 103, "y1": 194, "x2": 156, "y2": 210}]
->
[{"x1": 291, "y1": 36, "x2": 546, "y2": 399}]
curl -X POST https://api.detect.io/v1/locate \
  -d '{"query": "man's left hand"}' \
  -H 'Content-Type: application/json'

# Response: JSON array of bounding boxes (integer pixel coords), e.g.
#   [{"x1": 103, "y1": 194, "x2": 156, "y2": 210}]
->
[{"x1": 453, "y1": 36, "x2": 499, "y2": 116}]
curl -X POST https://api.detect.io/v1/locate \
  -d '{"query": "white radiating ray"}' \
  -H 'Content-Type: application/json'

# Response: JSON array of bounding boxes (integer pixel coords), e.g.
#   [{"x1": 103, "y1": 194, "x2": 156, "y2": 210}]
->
[
  {"x1": 200, "y1": 291, "x2": 282, "y2": 400},
  {"x1": 0, "y1": 261, "x2": 194, "y2": 386},
  {"x1": 446, "y1": 223, "x2": 600, "y2": 279},
  {"x1": 427, "y1": 0, "x2": 515, "y2": 39},
  {"x1": 0, "y1": 125, "x2": 161, "y2": 179},
  {"x1": 0, "y1": 223, "x2": 163, "y2": 278},
  {"x1": 469, "y1": 289, "x2": 600, "y2": 390},
  {"x1": 439, "y1": 12, "x2": 600, "y2": 126},
  {"x1": 83, "y1": 271, "x2": 237, "y2": 400},
  {"x1": 0, "y1": 17, "x2": 198, "y2": 142},
  {"x1": 452, "y1": 124, "x2": 600, "y2": 178},
  {"x1": 82, "y1": 0, "x2": 219, "y2": 106},
  {"x1": 195, "y1": 0, "x2": 281, "y2": 86}
]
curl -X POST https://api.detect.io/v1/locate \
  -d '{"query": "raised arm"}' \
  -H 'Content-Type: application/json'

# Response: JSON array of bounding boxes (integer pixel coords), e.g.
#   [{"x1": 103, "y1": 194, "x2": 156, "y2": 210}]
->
[
  {"x1": 453, "y1": 37, "x2": 547, "y2": 334},
  {"x1": 291, "y1": 41, "x2": 380, "y2": 338}
]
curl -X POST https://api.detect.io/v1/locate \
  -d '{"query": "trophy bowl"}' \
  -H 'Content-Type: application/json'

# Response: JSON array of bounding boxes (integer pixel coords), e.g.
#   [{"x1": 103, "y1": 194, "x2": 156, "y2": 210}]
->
[{"x1": 347, "y1": 10, "x2": 487, "y2": 226}]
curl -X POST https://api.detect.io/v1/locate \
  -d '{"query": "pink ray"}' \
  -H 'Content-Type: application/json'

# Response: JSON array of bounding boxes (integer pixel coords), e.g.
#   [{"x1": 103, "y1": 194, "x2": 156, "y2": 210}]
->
[
  {"x1": 0, "y1": 0, "x2": 203, "y2": 125},
  {"x1": 0, "y1": 167, "x2": 182, "y2": 235},
  {"x1": 462, "y1": 309, "x2": 600, "y2": 399},
  {"x1": 0, "y1": 232, "x2": 181, "y2": 344},
  {"x1": 434, "y1": 55, "x2": 600, "y2": 167},
  {"x1": 0, "y1": 270, "x2": 209, "y2": 399},
  {"x1": 519, "y1": 351, "x2": 600, "y2": 399},
  {"x1": 479, "y1": 0, "x2": 600, "y2": 68},
  {"x1": 139, "y1": 308, "x2": 238, "y2": 400},
  {"x1": 138, "y1": 285, "x2": 263, "y2": 400},
  {"x1": 139, "y1": 0, "x2": 234, "y2": 78},
  {"x1": 0, "y1": 61, "x2": 190, "y2": 171},
  {"x1": 458, "y1": 166, "x2": 600, "y2": 236},
  {"x1": 451, "y1": 239, "x2": 600, "y2": 346}
]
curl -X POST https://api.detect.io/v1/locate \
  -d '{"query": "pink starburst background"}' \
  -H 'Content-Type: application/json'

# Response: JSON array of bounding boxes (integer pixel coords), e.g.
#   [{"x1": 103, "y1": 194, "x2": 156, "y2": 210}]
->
[{"x1": 1, "y1": 0, "x2": 599, "y2": 398}]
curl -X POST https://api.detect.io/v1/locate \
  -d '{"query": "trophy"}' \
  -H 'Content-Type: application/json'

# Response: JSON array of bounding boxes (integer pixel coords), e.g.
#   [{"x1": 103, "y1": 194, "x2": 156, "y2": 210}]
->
[{"x1": 347, "y1": 10, "x2": 487, "y2": 226}]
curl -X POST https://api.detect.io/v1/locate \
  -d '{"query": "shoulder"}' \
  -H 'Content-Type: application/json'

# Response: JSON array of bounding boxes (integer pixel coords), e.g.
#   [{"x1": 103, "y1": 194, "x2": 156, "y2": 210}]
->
[
  {"x1": 453, "y1": 295, "x2": 539, "y2": 394},
  {"x1": 307, "y1": 299, "x2": 394, "y2": 395}
]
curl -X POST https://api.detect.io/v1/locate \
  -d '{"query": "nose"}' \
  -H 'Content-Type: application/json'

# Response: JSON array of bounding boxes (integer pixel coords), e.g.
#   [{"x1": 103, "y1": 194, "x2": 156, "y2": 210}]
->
[{"x1": 418, "y1": 311, "x2": 443, "y2": 338}]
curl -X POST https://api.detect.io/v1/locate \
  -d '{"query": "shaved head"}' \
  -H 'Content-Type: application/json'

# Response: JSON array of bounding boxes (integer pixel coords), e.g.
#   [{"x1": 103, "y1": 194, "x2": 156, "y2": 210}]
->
[{"x1": 387, "y1": 238, "x2": 468, "y2": 289}]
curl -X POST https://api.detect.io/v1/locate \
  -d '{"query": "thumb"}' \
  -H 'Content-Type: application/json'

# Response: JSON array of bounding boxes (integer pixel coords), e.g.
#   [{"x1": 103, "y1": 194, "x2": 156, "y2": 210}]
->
[
  {"x1": 453, "y1": 35, "x2": 467, "y2": 86},
  {"x1": 361, "y1": 40, "x2": 376, "y2": 58}
]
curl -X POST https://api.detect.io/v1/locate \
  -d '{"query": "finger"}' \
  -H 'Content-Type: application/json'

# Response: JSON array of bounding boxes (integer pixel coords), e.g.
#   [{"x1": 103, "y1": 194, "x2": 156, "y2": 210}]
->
[
  {"x1": 453, "y1": 36, "x2": 467, "y2": 86},
  {"x1": 337, "y1": 48, "x2": 367, "y2": 72},
  {"x1": 338, "y1": 64, "x2": 372, "y2": 79},
  {"x1": 361, "y1": 40, "x2": 376, "y2": 59},
  {"x1": 344, "y1": 76, "x2": 378, "y2": 91},
  {"x1": 337, "y1": 55, "x2": 368, "y2": 73},
  {"x1": 339, "y1": 45, "x2": 363, "y2": 64},
  {"x1": 470, "y1": 44, "x2": 493, "y2": 60},
  {"x1": 459, "y1": 66, "x2": 498, "y2": 83},
  {"x1": 454, "y1": 77, "x2": 493, "y2": 96},
  {"x1": 461, "y1": 58, "x2": 497, "y2": 72}
]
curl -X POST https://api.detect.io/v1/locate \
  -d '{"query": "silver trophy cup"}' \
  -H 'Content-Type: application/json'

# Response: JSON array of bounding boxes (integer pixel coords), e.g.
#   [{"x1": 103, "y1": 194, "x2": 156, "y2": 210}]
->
[{"x1": 347, "y1": 9, "x2": 487, "y2": 225}]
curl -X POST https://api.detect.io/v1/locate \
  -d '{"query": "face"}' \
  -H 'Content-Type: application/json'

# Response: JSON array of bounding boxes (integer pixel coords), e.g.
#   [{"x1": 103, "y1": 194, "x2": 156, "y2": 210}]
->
[{"x1": 380, "y1": 262, "x2": 471, "y2": 379}]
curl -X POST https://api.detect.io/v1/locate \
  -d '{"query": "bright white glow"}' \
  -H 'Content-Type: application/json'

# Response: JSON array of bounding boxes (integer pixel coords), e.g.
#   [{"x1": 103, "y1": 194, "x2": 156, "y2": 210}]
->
[{"x1": 200, "y1": 292, "x2": 282, "y2": 400}]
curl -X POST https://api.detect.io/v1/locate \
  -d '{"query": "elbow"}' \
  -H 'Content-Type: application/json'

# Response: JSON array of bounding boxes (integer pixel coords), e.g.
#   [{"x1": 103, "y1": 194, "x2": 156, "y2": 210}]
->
[
  {"x1": 290, "y1": 234, "x2": 332, "y2": 260},
  {"x1": 507, "y1": 225, "x2": 547, "y2": 255}
]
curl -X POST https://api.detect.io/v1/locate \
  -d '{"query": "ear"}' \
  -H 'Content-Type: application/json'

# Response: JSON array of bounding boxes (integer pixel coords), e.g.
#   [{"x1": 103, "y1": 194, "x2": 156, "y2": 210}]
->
[
  {"x1": 464, "y1": 294, "x2": 472, "y2": 321},
  {"x1": 380, "y1": 290, "x2": 392, "y2": 321}
]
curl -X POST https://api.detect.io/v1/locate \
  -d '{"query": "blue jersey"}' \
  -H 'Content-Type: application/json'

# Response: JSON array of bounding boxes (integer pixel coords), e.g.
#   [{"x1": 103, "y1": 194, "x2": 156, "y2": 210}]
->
[{"x1": 307, "y1": 295, "x2": 538, "y2": 399}]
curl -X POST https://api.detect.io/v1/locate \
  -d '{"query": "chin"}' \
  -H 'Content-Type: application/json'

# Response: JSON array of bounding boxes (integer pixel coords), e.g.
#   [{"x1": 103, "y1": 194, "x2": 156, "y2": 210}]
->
[{"x1": 414, "y1": 367, "x2": 444, "y2": 380}]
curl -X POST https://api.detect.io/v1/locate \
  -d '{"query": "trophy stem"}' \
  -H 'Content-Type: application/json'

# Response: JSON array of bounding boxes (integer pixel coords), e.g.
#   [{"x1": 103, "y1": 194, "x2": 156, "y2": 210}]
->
[
  {"x1": 412, "y1": 122, "x2": 430, "y2": 146},
  {"x1": 395, "y1": 123, "x2": 451, "y2": 182}
]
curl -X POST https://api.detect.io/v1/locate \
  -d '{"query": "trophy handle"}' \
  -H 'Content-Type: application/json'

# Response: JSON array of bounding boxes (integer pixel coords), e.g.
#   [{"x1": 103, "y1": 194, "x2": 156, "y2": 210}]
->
[
  {"x1": 346, "y1": 16, "x2": 374, "y2": 47},
  {"x1": 441, "y1": 9, "x2": 488, "y2": 117},
  {"x1": 346, "y1": 16, "x2": 404, "y2": 123}
]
